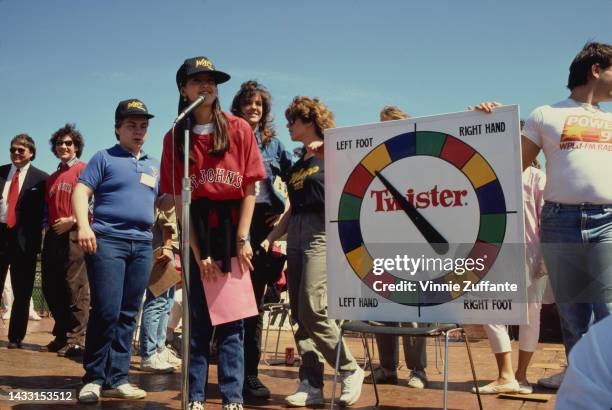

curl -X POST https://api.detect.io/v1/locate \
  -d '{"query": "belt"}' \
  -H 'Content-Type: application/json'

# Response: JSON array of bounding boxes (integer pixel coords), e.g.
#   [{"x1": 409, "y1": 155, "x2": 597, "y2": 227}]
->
[{"x1": 545, "y1": 201, "x2": 612, "y2": 211}]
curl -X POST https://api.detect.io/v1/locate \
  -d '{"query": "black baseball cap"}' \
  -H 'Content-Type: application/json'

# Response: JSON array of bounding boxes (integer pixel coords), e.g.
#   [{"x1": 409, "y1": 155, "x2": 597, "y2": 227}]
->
[
  {"x1": 115, "y1": 99, "x2": 155, "y2": 121},
  {"x1": 176, "y1": 56, "x2": 231, "y2": 88}
]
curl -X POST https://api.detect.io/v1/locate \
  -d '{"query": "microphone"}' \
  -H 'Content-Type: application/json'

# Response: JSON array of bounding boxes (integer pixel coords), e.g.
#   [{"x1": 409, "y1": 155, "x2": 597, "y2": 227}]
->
[{"x1": 174, "y1": 94, "x2": 207, "y2": 124}]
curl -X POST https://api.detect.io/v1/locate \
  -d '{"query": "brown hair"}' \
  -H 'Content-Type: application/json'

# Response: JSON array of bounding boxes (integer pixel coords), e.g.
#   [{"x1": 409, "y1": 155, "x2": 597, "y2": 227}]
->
[
  {"x1": 380, "y1": 105, "x2": 409, "y2": 121},
  {"x1": 11, "y1": 134, "x2": 36, "y2": 160},
  {"x1": 230, "y1": 80, "x2": 276, "y2": 146},
  {"x1": 174, "y1": 85, "x2": 229, "y2": 159},
  {"x1": 50, "y1": 123, "x2": 85, "y2": 158},
  {"x1": 567, "y1": 42, "x2": 612, "y2": 90},
  {"x1": 114, "y1": 119, "x2": 123, "y2": 140},
  {"x1": 285, "y1": 96, "x2": 335, "y2": 139}
]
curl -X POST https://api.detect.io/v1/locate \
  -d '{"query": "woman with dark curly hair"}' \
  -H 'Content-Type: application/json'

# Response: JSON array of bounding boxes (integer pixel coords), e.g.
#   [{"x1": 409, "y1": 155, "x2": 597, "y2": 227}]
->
[
  {"x1": 230, "y1": 80, "x2": 292, "y2": 399},
  {"x1": 262, "y1": 97, "x2": 364, "y2": 407}
]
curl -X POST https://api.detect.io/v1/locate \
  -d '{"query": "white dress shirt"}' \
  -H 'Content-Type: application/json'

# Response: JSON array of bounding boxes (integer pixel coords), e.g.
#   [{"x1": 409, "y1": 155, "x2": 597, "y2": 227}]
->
[{"x1": 0, "y1": 162, "x2": 31, "y2": 223}]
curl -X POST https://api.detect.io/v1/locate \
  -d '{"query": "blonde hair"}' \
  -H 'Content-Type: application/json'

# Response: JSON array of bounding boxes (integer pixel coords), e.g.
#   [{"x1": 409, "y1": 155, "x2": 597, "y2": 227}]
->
[
  {"x1": 380, "y1": 105, "x2": 409, "y2": 122},
  {"x1": 285, "y1": 96, "x2": 335, "y2": 139}
]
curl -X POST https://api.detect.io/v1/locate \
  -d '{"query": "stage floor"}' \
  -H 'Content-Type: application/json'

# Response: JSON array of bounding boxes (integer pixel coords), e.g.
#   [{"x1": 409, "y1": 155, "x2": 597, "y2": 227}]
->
[{"x1": 1, "y1": 318, "x2": 562, "y2": 409}]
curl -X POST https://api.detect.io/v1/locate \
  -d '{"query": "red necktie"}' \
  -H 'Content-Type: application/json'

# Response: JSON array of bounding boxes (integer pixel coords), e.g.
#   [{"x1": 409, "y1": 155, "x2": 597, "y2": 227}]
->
[{"x1": 6, "y1": 168, "x2": 20, "y2": 228}]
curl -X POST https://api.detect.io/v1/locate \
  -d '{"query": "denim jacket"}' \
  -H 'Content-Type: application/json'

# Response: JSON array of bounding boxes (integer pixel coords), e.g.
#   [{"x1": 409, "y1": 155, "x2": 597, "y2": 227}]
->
[{"x1": 256, "y1": 130, "x2": 293, "y2": 214}]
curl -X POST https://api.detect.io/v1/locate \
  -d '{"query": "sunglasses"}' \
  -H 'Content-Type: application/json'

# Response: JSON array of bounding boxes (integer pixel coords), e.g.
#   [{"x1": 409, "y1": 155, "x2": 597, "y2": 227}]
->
[
  {"x1": 55, "y1": 140, "x2": 74, "y2": 147},
  {"x1": 9, "y1": 147, "x2": 26, "y2": 154}
]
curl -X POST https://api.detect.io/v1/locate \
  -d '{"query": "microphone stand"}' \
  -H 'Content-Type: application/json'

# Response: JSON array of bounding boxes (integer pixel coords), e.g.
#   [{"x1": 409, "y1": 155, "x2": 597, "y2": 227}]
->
[{"x1": 180, "y1": 115, "x2": 191, "y2": 410}]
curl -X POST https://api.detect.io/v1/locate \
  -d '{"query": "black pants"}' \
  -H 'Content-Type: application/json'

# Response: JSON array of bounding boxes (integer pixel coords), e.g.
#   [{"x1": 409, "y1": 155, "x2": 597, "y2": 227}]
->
[
  {"x1": 41, "y1": 229, "x2": 89, "y2": 345},
  {"x1": 0, "y1": 224, "x2": 38, "y2": 343},
  {"x1": 243, "y1": 203, "x2": 278, "y2": 377}
]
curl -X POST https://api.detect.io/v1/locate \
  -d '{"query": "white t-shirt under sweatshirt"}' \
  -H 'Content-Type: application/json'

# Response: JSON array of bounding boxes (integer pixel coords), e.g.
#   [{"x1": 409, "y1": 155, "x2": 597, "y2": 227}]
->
[{"x1": 523, "y1": 98, "x2": 612, "y2": 204}]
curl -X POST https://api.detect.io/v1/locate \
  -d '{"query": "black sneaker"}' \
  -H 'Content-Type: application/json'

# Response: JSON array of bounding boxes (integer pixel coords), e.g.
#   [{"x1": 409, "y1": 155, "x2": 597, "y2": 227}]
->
[
  {"x1": 7, "y1": 341, "x2": 22, "y2": 349},
  {"x1": 243, "y1": 375, "x2": 270, "y2": 398},
  {"x1": 40, "y1": 338, "x2": 67, "y2": 352},
  {"x1": 58, "y1": 343, "x2": 84, "y2": 357},
  {"x1": 364, "y1": 366, "x2": 399, "y2": 385}
]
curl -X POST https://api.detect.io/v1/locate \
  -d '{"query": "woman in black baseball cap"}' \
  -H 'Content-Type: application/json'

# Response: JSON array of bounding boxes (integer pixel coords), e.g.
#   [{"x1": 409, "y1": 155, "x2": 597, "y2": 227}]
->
[
  {"x1": 159, "y1": 57, "x2": 266, "y2": 410},
  {"x1": 173, "y1": 56, "x2": 231, "y2": 156}
]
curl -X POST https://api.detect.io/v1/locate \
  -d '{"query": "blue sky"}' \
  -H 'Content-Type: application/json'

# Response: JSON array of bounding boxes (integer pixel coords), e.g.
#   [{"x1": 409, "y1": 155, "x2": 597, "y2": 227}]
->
[{"x1": 0, "y1": 0, "x2": 610, "y2": 173}]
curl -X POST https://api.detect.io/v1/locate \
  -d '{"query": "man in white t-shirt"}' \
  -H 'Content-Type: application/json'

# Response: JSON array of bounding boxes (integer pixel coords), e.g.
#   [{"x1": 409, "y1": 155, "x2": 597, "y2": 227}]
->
[{"x1": 476, "y1": 42, "x2": 612, "y2": 390}]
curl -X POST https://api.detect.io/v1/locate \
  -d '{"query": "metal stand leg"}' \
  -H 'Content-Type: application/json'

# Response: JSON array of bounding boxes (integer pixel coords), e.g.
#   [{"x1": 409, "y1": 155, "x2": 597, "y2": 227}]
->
[
  {"x1": 370, "y1": 334, "x2": 377, "y2": 365},
  {"x1": 443, "y1": 332, "x2": 449, "y2": 410},
  {"x1": 273, "y1": 313, "x2": 284, "y2": 361},
  {"x1": 330, "y1": 328, "x2": 344, "y2": 410},
  {"x1": 361, "y1": 333, "x2": 379, "y2": 408},
  {"x1": 262, "y1": 312, "x2": 273, "y2": 365},
  {"x1": 262, "y1": 305, "x2": 290, "y2": 365},
  {"x1": 463, "y1": 329, "x2": 483, "y2": 410},
  {"x1": 434, "y1": 333, "x2": 444, "y2": 374}
]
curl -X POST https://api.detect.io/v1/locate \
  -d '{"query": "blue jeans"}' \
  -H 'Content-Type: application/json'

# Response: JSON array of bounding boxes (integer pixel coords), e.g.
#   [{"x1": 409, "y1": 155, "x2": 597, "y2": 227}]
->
[
  {"x1": 188, "y1": 252, "x2": 244, "y2": 403},
  {"x1": 540, "y1": 202, "x2": 612, "y2": 355},
  {"x1": 83, "y1": 234, "x2": 152, "y2": 387},
  {"x1": 139, "y1": 287, "x2": 175, "y2": 358}
]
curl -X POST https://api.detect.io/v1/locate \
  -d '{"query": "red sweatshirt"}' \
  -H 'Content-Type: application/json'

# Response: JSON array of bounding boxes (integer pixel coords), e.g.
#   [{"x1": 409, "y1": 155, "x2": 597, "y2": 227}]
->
[{"x1": 45, "y1": 160, "x2": 86, "y2": 224}]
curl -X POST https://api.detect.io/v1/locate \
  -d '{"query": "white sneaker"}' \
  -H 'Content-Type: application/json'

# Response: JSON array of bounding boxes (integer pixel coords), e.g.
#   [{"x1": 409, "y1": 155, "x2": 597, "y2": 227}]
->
[
  {"x1": 538, "y1": 370, "x2": 565, "y2": 389},
  {"x1": 29, "y1": 311, "x2": 42, "y2": 321},
  {"x1": 158, "y1": 346, "x2": 182, "y2": 367},
  {"x1": 472, "y1": 380, "x2": 520, "y2": 394},
  {"x1": 101, "y1": 383, "x2": 146, "y2": 399},
  {"x1": 78, "y1": 383, "x2": 101, "y2": 403},
  {"x1": 518, "y1": 381, "x2": 533, "y2": 394},
  {"x1": 339, "y1": 367, "x2": 364, "y2": 406},
  {"x1": 140, "y1": 352, "x2": 175, "y2": 373},
  {"x1": 285, "y1": 379, "x2": 323, "y2": 407},
  {"x1": 407, "y1": 370, "x2": 428, "y2": 389}
]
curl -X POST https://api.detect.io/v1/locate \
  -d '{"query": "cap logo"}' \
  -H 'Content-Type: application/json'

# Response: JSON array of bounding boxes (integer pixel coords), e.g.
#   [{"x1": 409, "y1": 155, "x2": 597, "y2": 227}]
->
[
  {"x1": 127, "y1": 101, "x2": 145, "y2": 111},
  {"x1": 195, "y1": 58, "x2": 213, "y2": 69}
]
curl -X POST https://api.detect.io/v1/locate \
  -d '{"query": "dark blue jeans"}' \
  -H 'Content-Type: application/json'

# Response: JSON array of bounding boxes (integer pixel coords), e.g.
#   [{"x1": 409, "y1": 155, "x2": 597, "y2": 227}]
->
[
  {"x1": 540, "y1": 202, "x2": 612, "y2": 356},
  {"x1": 188, "y1": 252, "x2": 244, "y2": 404},
  {"x1": 82, "y1": 234, "x2": 152, "y2": 388}
]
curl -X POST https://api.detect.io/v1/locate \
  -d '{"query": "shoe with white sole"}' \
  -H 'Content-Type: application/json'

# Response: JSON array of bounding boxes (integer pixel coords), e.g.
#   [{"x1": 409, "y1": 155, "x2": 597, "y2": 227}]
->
[
  {"x1": 158, "y1": 346, "x2": 182, "y2": 367},
  {"x1": 189, "y1": 401, "x2": 205, "y2": 410},
  {"x1": 101, "y1": 383, "x2": 146, "y2": 399},
  {"x1": 339, "y1": 367, "x2": 364, "y2": 406},
  {"x1": 222, "y1": 404, "x2": 243, "y2": 410},
  {"x1": 78, "y1": 383, "x2": 101, "y2": 403},
  {"x1": 518, "y1": 381, "x2": 533, "y2": 394},
  {"x1": 472, "y1": 380, "x2": 520, "y2": 394},
  {"x1": 140, "y1": 352, "x2": 175, "y2": 373},
  {"x1": 285, "y1": 379, "x2": 323, "y2": 407},
  {"x1": 407, "y1": 370, "x2": 428, "y2": 389},
  {"x1": 29, "y1": 311, "x2": 42, "y2": 321}
]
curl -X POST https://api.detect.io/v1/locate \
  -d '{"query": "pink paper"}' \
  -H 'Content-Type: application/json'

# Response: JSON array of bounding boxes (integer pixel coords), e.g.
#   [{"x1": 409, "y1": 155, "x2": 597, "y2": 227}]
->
[{"x1": 202, "y1": 257, "x2": 258, "y2": 326}]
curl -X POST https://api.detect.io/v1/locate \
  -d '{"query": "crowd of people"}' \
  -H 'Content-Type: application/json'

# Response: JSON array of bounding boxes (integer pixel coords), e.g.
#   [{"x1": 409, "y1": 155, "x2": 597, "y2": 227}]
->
[{"x1": 1, "y1": 42, "x2": 611, "y2": 410}]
